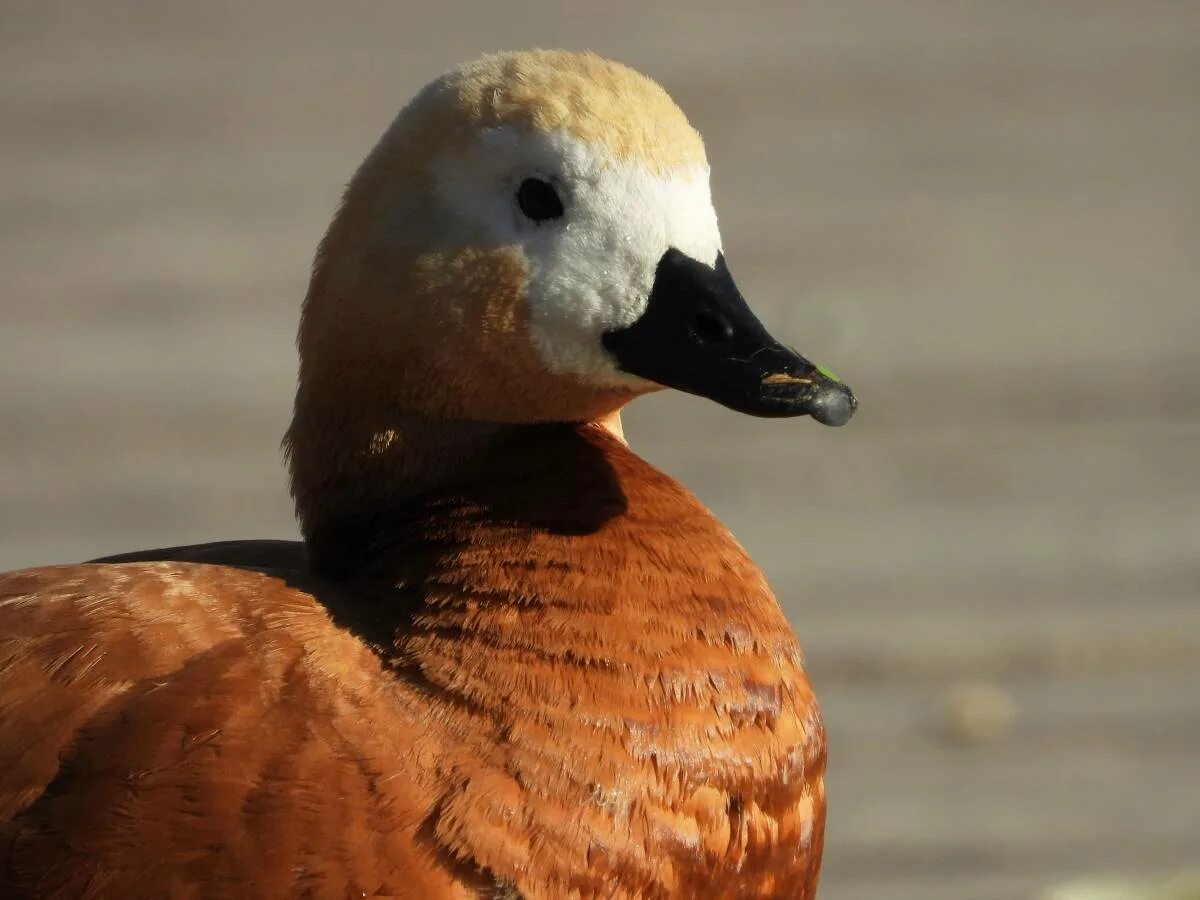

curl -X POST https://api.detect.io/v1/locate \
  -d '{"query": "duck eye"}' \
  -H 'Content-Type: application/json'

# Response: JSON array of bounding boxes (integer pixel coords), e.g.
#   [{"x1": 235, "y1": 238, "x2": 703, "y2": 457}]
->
[{"x1": 516, "y1": 178, "x2": 564, "y2": 223}]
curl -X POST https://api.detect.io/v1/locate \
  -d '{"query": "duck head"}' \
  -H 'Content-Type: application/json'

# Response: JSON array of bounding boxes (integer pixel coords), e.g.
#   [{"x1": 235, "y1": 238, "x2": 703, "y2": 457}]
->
[{"x1": 294, "y1": 49, "x2": 856, "y2": 434}]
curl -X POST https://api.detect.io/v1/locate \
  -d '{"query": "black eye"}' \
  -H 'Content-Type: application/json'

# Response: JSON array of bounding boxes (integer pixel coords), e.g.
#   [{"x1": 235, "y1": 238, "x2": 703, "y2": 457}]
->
[{"x1": 516, "y1": 178, "x2": 564, "y2": 223}]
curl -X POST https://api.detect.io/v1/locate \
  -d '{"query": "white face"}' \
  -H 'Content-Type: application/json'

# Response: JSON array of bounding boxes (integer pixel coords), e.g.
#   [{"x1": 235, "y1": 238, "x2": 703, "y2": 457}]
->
[{"x1": 435, "y1": 125, "x2": 723, "y2": 384}]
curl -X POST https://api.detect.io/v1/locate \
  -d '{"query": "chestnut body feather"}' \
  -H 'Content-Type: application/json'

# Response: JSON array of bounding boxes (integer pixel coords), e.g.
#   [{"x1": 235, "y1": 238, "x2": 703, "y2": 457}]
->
[{"x1": 0, "y1": 424, "x2": 824, "y2": 898}]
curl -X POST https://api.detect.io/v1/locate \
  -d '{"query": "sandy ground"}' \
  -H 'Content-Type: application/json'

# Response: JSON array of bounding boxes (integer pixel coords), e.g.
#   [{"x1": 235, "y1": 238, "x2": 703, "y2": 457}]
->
[{"x1": 2, "y1": 1, "x2": 1198, "y2": 897}]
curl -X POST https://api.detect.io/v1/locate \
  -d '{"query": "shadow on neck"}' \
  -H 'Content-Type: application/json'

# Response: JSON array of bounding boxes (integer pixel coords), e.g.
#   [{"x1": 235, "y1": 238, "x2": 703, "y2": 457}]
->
[{"x1": 286, "y1": 403, "x2": 630, "y2": 580}]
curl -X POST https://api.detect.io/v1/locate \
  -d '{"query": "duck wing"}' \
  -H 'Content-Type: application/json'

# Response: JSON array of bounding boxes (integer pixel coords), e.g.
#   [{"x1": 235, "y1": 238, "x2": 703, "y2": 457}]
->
[
  {"x1": 89, "y1": 538, "x2": 308, "y2": 571},
  {"x1": 0, "y1": 561, "x2": 465, "y2": 899}
]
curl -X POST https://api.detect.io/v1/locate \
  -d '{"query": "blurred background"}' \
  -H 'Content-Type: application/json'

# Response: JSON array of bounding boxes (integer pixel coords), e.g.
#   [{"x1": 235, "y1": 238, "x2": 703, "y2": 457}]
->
[{"x1": 2, "y1": 1, "x2": 1198, "y2": 897}]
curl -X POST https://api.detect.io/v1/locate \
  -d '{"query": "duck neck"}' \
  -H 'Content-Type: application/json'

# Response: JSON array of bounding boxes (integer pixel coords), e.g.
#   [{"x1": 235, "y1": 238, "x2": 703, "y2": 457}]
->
[{"x1": 285, "y1": 385, "x2": 627, "y2": 578}]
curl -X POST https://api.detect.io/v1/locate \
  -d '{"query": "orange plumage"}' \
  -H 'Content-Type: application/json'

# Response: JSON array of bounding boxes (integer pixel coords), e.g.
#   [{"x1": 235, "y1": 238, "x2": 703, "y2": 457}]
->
[
  {"x1": 1, "y1": 426, "x2": 825, "y2": 898},
  {"x1": 1, "y1": 50, "x2": 852, "y2": 898}
]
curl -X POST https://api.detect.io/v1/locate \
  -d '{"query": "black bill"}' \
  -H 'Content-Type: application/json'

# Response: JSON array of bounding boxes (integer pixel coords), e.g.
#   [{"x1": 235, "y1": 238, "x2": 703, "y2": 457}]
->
[{"x1": 602, "y1": 249, "x2": 857, "y2": 425}]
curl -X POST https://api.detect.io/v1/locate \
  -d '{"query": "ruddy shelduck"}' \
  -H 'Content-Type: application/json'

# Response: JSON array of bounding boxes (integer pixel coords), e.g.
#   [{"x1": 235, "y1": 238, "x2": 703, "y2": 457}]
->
[{"x1": 0, "y1": 50, "x2": 856, "y2": 898}]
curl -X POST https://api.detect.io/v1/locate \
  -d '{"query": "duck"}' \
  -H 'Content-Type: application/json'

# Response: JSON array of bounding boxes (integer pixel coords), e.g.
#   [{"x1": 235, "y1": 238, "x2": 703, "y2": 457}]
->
[{"x1": 0, "y1": 49, "x2": 856, "y2": 899}]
